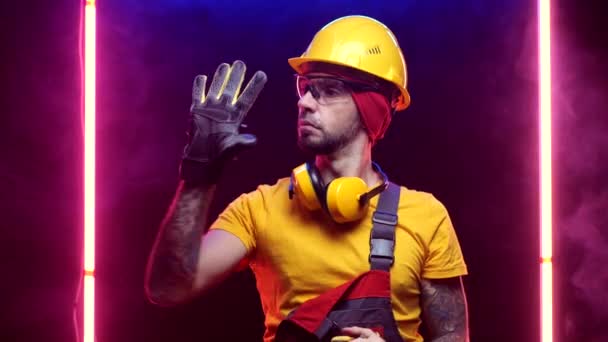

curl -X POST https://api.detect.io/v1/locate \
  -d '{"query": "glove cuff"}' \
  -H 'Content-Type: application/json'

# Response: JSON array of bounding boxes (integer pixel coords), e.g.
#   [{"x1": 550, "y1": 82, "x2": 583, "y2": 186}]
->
[{"x1": 179, "y1": 159, "x2": 223, "y2": 186}]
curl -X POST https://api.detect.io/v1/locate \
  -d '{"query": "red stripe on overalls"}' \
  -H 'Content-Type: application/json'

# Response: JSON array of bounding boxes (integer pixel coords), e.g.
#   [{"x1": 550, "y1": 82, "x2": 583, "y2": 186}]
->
[{"x1": 289, "y1": 270, "x2": 391, "y2": 332}]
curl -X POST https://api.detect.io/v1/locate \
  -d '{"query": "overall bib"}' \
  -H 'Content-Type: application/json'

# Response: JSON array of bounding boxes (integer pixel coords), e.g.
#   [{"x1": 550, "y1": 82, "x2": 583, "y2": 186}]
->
[{"x1": 276, "y1": 183, "x2": 404, "y2": 342}]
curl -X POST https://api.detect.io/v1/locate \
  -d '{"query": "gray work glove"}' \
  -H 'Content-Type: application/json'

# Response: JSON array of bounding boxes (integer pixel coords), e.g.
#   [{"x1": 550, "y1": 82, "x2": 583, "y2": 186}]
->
[{"x1": 180, "y1": 60, "x2": 267, "y2": 185}]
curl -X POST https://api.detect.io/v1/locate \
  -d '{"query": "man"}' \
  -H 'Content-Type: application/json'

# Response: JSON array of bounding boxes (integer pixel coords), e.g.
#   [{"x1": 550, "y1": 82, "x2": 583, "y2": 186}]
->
[{"x1": 145, "y1": 15, "x2": 469, "y2": 342}]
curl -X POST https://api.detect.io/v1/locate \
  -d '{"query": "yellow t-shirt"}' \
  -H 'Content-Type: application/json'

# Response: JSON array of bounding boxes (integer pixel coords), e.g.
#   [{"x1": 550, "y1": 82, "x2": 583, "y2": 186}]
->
[{"x1": 210, "y1": 178, "x2": 467, "y2": 342}]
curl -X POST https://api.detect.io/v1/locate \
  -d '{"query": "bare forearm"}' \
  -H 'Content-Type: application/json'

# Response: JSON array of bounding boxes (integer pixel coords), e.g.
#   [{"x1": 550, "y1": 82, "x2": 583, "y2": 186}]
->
[{"x1": 145, "y1": 180, "x2": 216, "y2": 305}]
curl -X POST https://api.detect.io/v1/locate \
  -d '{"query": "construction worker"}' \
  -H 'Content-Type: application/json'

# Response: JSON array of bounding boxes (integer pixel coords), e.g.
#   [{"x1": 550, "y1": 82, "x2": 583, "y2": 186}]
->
[{"x1": 145, "y1": 15, "x2": 469, "y2": 342}]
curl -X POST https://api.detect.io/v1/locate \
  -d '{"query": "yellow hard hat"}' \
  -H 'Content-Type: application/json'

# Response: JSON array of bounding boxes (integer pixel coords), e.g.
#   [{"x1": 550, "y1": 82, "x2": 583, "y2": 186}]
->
[{"x1": 288, "y1": 15, "x2": 410, "y2": 111}]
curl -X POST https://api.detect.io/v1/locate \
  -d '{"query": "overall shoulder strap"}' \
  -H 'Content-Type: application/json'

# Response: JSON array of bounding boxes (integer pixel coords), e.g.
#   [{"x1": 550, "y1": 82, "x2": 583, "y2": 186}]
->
[{"x1": 369, "y1": 182, "x2": 400, "y2": 271}]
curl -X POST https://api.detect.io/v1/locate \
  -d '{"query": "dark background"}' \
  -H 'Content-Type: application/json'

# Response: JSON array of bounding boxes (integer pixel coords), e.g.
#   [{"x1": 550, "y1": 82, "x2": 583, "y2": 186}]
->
[{"x1": 1, "y1": 0, "x2": 607, "y2": 341}]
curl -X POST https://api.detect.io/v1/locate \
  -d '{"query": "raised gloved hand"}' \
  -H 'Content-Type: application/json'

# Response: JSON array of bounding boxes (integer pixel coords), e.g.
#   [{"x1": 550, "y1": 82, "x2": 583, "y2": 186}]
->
[{"x1": 180, "y1": 60, "x2": 267, "y2": 185}]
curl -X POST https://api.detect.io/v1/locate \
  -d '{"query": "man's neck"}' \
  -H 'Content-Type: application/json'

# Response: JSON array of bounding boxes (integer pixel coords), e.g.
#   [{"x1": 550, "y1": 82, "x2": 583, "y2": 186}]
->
[{"x1": 314, "y1": 136, "x2": 382, "y2": 187}]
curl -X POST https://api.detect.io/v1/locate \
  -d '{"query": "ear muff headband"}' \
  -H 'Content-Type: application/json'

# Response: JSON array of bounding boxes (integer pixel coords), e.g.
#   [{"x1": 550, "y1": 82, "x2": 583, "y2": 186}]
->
[
  {"x1": 306, "y1": 162, "x2": 329, "y2": 212},
  {"x1": 359, "y1": 161, "x2": 389, "y2": 203}
]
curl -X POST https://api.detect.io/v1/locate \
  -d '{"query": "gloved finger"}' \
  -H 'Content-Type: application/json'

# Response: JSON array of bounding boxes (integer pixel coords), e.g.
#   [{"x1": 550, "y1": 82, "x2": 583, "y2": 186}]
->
[
  {"x1": 236, "y1": 70, "x2": 267, "y2": 119},
  {"x1": 191, "y1": 75, "x2": 207, "y2": 107},
  {"x1": 221, "y1": 60, "x2": 246, "y2": 104},
  {"x1": 207, "y1": 62, "x2": 230, "y2": 100}
]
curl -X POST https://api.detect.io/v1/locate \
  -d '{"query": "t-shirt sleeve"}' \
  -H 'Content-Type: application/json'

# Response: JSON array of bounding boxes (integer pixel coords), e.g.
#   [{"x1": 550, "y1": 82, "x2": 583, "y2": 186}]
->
[
  {"x1": 422, "y1": 197, "x2": 468, "y2": 279},
  {"x1": 208, "y1": 190, "x2": 262, "y2": 255}
]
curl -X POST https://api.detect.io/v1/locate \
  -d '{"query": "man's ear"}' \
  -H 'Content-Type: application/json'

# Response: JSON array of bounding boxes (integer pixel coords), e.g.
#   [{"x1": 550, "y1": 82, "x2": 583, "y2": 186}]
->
[{"x1": 390, "y1": 89, "x2": 402, "y2": 110}]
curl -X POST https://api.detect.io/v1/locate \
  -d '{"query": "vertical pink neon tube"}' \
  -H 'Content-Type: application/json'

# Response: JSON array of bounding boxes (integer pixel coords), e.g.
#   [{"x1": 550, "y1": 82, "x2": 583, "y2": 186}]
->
[
  {"x1": 84, "y1": 1, "x2": 96, "y2": 341},
  {"x1": 539, "y1": 0, "x2": 553, "y2": 341}
]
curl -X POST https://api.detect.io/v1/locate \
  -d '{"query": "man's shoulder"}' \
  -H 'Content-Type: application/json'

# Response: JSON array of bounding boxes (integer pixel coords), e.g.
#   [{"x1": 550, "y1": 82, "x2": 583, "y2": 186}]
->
[
  {"x1": 394, "y1": 182, "x2": 438, "y2": 202},
  {"x1": 238, "y1": 177, "x2": 291, "y2": 201},
  {"x1": 393, "y1": 183, "x2": 448, "y2": 213},
  {"x1": 253, "y1": 177, "x2": 291, "y2": 193}
]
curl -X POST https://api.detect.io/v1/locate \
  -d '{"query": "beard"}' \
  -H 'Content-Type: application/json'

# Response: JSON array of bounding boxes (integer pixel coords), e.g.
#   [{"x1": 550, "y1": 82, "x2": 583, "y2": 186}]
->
[{"x1": 297, "y1": 118, "x2": 363, "y2": 155}]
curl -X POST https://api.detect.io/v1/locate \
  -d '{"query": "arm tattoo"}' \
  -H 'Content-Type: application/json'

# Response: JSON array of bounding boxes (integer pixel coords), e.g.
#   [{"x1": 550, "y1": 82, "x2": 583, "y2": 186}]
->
[
  {"x1": 145, "y1": 182, "x2": 215, "y2": 305},
  {"x1": 420, "y1": 277, "x2": 469, "y2": 342}
]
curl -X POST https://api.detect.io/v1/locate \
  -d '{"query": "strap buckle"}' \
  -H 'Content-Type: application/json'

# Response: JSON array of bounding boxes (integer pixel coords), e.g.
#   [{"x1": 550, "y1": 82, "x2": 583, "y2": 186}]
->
[
  {"x1": 369, "y1": 238, "x2": 395, "y2": 266},
  {"x1": 372, "y1": 211, "x2": 398, "y2": 226}
]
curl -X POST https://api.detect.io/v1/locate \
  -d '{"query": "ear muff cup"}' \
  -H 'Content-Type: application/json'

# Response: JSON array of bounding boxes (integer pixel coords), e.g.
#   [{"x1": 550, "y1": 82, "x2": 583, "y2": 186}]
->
[
  {"x1": 326, "y1": 177, "x2": 369, "y2": 223},
  {"x1": 291, "y1": 163, "x2": 322, "y2": 211}
]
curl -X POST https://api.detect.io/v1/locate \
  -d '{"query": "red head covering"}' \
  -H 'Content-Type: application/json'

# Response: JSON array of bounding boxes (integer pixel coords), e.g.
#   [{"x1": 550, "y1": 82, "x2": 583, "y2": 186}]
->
[{"x1": 351, "y1": 91, "x2": 393, "y2": 144}]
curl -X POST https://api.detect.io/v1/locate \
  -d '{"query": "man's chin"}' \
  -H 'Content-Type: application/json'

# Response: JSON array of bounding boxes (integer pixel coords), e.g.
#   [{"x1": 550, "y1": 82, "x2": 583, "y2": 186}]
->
[{"x1": 297, "y1": 137, "x2": 333, "y2": 155}]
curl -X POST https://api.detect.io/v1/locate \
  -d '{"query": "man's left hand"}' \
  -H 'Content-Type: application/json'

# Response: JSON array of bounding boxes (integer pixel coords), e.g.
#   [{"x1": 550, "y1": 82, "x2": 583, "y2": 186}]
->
[{"x1": 341, "y1": 326, "x2": 386, "y2": 341}]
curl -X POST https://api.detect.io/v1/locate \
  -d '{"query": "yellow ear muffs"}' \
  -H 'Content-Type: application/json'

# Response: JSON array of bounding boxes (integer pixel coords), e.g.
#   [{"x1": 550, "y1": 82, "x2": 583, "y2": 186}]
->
[
  {"x1": 290, "y1": 163, "x2": 322, "y2": 211},
  {"x1": 289, "y1": 161, "x2": 389, "y2": 223},
  {"x1": 325, "y1": 177, "x2": 369, "y2": 223}
]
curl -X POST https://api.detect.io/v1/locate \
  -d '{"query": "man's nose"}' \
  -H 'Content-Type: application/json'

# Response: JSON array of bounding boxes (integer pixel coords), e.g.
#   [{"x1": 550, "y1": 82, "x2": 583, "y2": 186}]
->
[{"x1": 297, "y1": 91, "x2": 319, "y2": 112}]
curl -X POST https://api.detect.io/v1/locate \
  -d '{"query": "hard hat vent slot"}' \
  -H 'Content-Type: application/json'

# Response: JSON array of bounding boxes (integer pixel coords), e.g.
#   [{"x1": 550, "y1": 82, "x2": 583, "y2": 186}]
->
[{"x1": 367, "y1": 46, "x2": 382, "y2": 55}]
